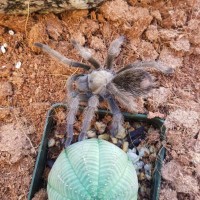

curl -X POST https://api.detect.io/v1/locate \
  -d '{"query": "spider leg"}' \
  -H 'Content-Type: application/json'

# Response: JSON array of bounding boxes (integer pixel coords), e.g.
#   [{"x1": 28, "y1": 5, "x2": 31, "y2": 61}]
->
[
  {"x1": 117, "y1": 61, "x2": 174, "y2": 74},
  {"x1": 71, "y1": 40, "x2": 101, "y2": 69},
  {"x1": 34, "y1": 43, "x2": 91, "y2": 70},
  {"x1": 66, "y1": 75, "x2": 79, "y2": 99},
  {"x1": 105, "y1": 94, "x2": 124, "y2": 137},
  {"x1": 105, "y1": 36, "x2": 125, "y2": 69},
  {"x1": 78, "y1": 95, "x2": 99, "y2": 141},
  {"x1": 65, "y1": 75, "x2": 89, "y2": 147},
  {"x1": 65, "y1": 94, "x2": 80, "y2": 148}
]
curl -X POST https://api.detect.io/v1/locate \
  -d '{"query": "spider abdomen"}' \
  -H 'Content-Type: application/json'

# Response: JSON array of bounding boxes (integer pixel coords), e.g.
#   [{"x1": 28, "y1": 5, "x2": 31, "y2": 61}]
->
[{"x1": 112, "y1": 69, "x2": 154, "y2": 97}]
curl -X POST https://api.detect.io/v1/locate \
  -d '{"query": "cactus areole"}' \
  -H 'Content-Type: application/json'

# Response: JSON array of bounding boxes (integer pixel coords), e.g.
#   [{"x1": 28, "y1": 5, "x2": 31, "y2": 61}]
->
[{"x1": 47, "y1": 138, "x2": 138, "y2": 200}]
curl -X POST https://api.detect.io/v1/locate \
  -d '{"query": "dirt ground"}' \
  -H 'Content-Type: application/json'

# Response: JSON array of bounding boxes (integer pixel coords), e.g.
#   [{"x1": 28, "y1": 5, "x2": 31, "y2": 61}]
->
[{"x1": 0, "y1": 0, "x2": 200, "y2": 199}]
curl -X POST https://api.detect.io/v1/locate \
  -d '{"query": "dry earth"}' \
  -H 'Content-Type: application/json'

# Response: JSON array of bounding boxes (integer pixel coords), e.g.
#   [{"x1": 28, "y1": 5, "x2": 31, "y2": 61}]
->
[{"x1": 0, "y1": 0, "x2": 200, "y2": 199}]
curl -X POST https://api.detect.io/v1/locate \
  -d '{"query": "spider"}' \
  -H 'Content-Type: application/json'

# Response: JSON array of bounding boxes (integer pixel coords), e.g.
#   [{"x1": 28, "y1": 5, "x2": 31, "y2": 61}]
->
[{"x1": 34, "y1": 36, "x2": 173, "y2": 147}]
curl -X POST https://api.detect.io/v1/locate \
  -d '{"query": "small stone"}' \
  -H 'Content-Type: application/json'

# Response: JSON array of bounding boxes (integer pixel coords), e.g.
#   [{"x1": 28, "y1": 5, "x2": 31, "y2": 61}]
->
[
  {"x1": 138, "y1": 172, "x2": 145, "y2": 181},
  {"x1": 1, "y1": 45, "x2": 6, "y2": 53},
  {"x1": 134, "y1": 122, "x2": 142, "y2": 129},
  {"x1": 138, "y1": 147, "x2": 150, "y2": 158},
  {"x1": 149, "y1": 146, "x2": 156, "y2": 153},
  {"x1": 144, "y1": 163, "x2": 152, "y2": 171},
  {"x1": 95, "y1": 122, "x2": 106, "y2": 134},
  {"x1": 144, "y1": 163, "x2": 152, "y2": 180},
  {"x1": 55, "y1": 141, "x2": 60, "y2": 147},
  {"x1": 48, "y1": 138, "x2": 56, "y2": 147},
  {"x1": 149, "y1": 153, "x2": 157, "y2": 161},
  {"x1": 132, "y1": 148, "x2": 137, "y2": 153},
  {"x1": 135, "y1": 161, "x2": 144, "y2": 170},
  {"x1": 8, "y1": 30, "x2": 15, "y2": 35},
  {"x1": 15, "y1": 61, "x2": 22, "y2": 69},
  {"x1": 3, "y1": 43, "x2": 8, "y2": 48},
  {"x1": 127, "y1": 149, "x2": 140, "y2": 163},
  {"x1": 1, "y1": 66, "x2": 6, "y2": 69},
  {"x1": 87, "y1": 130, "x2": 97, "y2": 138},
  {"x1": 124, "y1": 122, "x2": 131, "y2": 129},
  {"x1": 115, "y1": 126, "x2": 127, "y2": 139},
  {"x1": 110, "y1": 136, "x2": 118, "y2": 144},
  {"x1": 98, "y1": 133, "x2": 110, "y2": 141},
  {"x1": 145, "y1": 174, "x2": 152, "y2": 180},
  {"x1": 55, "y1": 132, "x2": 64, "y2": 139},
  {"x1": 122, "y1": 141, "x2": 129, "y2": 152},
  {"x1": 31, "y1": 148, "x2": 36, "y2": 154}
]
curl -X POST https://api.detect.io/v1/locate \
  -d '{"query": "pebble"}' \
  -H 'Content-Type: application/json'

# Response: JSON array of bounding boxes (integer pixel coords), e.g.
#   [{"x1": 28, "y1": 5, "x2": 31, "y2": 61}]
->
[
  {"x1": 8, "y1": 30, "x2": 15, "y2": 35},
  {"x1": 144, "y1": 164, "x2": 152, "y2": 180},
  {"x1": 131, "y1": 147, "x2": 137, "y2": 153},
  {"x1": 110, "y1": 136, "x2": 118, "y2": 144},
  {"x1": 48, "y1": 138, "x2": 56, "y2": 147},
  {"x1": 15, "y1": 61, "x2": 22, "y2": 69},
  {"x1": 149, "y1": 146, "x2": 156, "y2": 153},
  {"x1": 138, "y1": 172, "x2": 145, "y2": 181},
  {"x1": 98, "y1": 133, "x2": 110, "y2": 141},
  {"x1": 144, "y1": 164, "x2": 151, "y2": 173},
  {"x1": 95, "y1": 122, "x2": 106, "y2": 134},
  {"x1": 55, "y1": 132, "x2": 64, "y2": 139},
  {"x1": 122, "y1": 141, "x2": 129, "y2": 152},
  {"x1": 55, "y1": 141, "x2": 60, "y2": 147},
  {"x1": 135, "y1": 161, "x2": 144, "y2": 170},
  {"x1": 115, "y1": 125, "x2": 127, "y2": 139},
  {"x1": 31, "y1": 148, "x2": 36, "y2": 154},
  {"x1": 127, "y1": 149, "x2": 140, "y2": 163},
  {"x1": 87, "y1": 130, "x2": 97, "y2": 138},
  {"x1": 124, "y1": 122, "x2": 131, "y2": 129},
  {"x1": 1, "y1": 45, "x2": 6, "y2": 54},
  {"x1": 145, "y1": 174, "x2": 151, "y2": 180},
  {"x1": 3, "y1": 43, "x2": 8, "y2": 48},
  {"x1": 149, "y1": 153, "x2": 157, "y2": 161},
  {"x1": 138, "y1": 147, "x2": 150, "y2": 158},
  {"x1": 134, "y1": 122, "x2": 142, "y2": 129}
]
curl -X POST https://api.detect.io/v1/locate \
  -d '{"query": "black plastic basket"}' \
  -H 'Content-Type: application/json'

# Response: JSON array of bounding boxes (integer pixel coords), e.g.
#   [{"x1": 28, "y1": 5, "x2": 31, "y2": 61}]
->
[{"x1": 28, "y1": 103, "x2": 166, "y2": 200}]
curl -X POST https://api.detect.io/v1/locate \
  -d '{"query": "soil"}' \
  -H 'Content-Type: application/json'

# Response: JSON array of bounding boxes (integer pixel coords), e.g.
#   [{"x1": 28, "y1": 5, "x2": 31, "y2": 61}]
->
[{"x1": 0, "y1": 0, "x2": 200, "y2": 199}]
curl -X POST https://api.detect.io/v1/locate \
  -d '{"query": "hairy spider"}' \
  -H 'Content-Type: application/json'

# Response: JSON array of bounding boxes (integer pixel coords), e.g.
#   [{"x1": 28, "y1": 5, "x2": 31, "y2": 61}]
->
[{"x1": 34, "y1": 36, "x2": 173, "y2": 147}]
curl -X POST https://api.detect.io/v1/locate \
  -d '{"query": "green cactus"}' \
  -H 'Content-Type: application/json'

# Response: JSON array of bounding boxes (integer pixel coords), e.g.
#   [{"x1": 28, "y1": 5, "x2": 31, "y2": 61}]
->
[{"x1": 47, "y1": 138, "x2": 138, "y2": 200}]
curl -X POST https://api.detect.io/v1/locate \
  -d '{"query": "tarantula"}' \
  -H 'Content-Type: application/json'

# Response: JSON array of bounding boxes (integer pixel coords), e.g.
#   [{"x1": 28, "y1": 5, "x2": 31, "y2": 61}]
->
[{"x1": 35, "y1": 36, "x2": 173, "y2": 147}]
